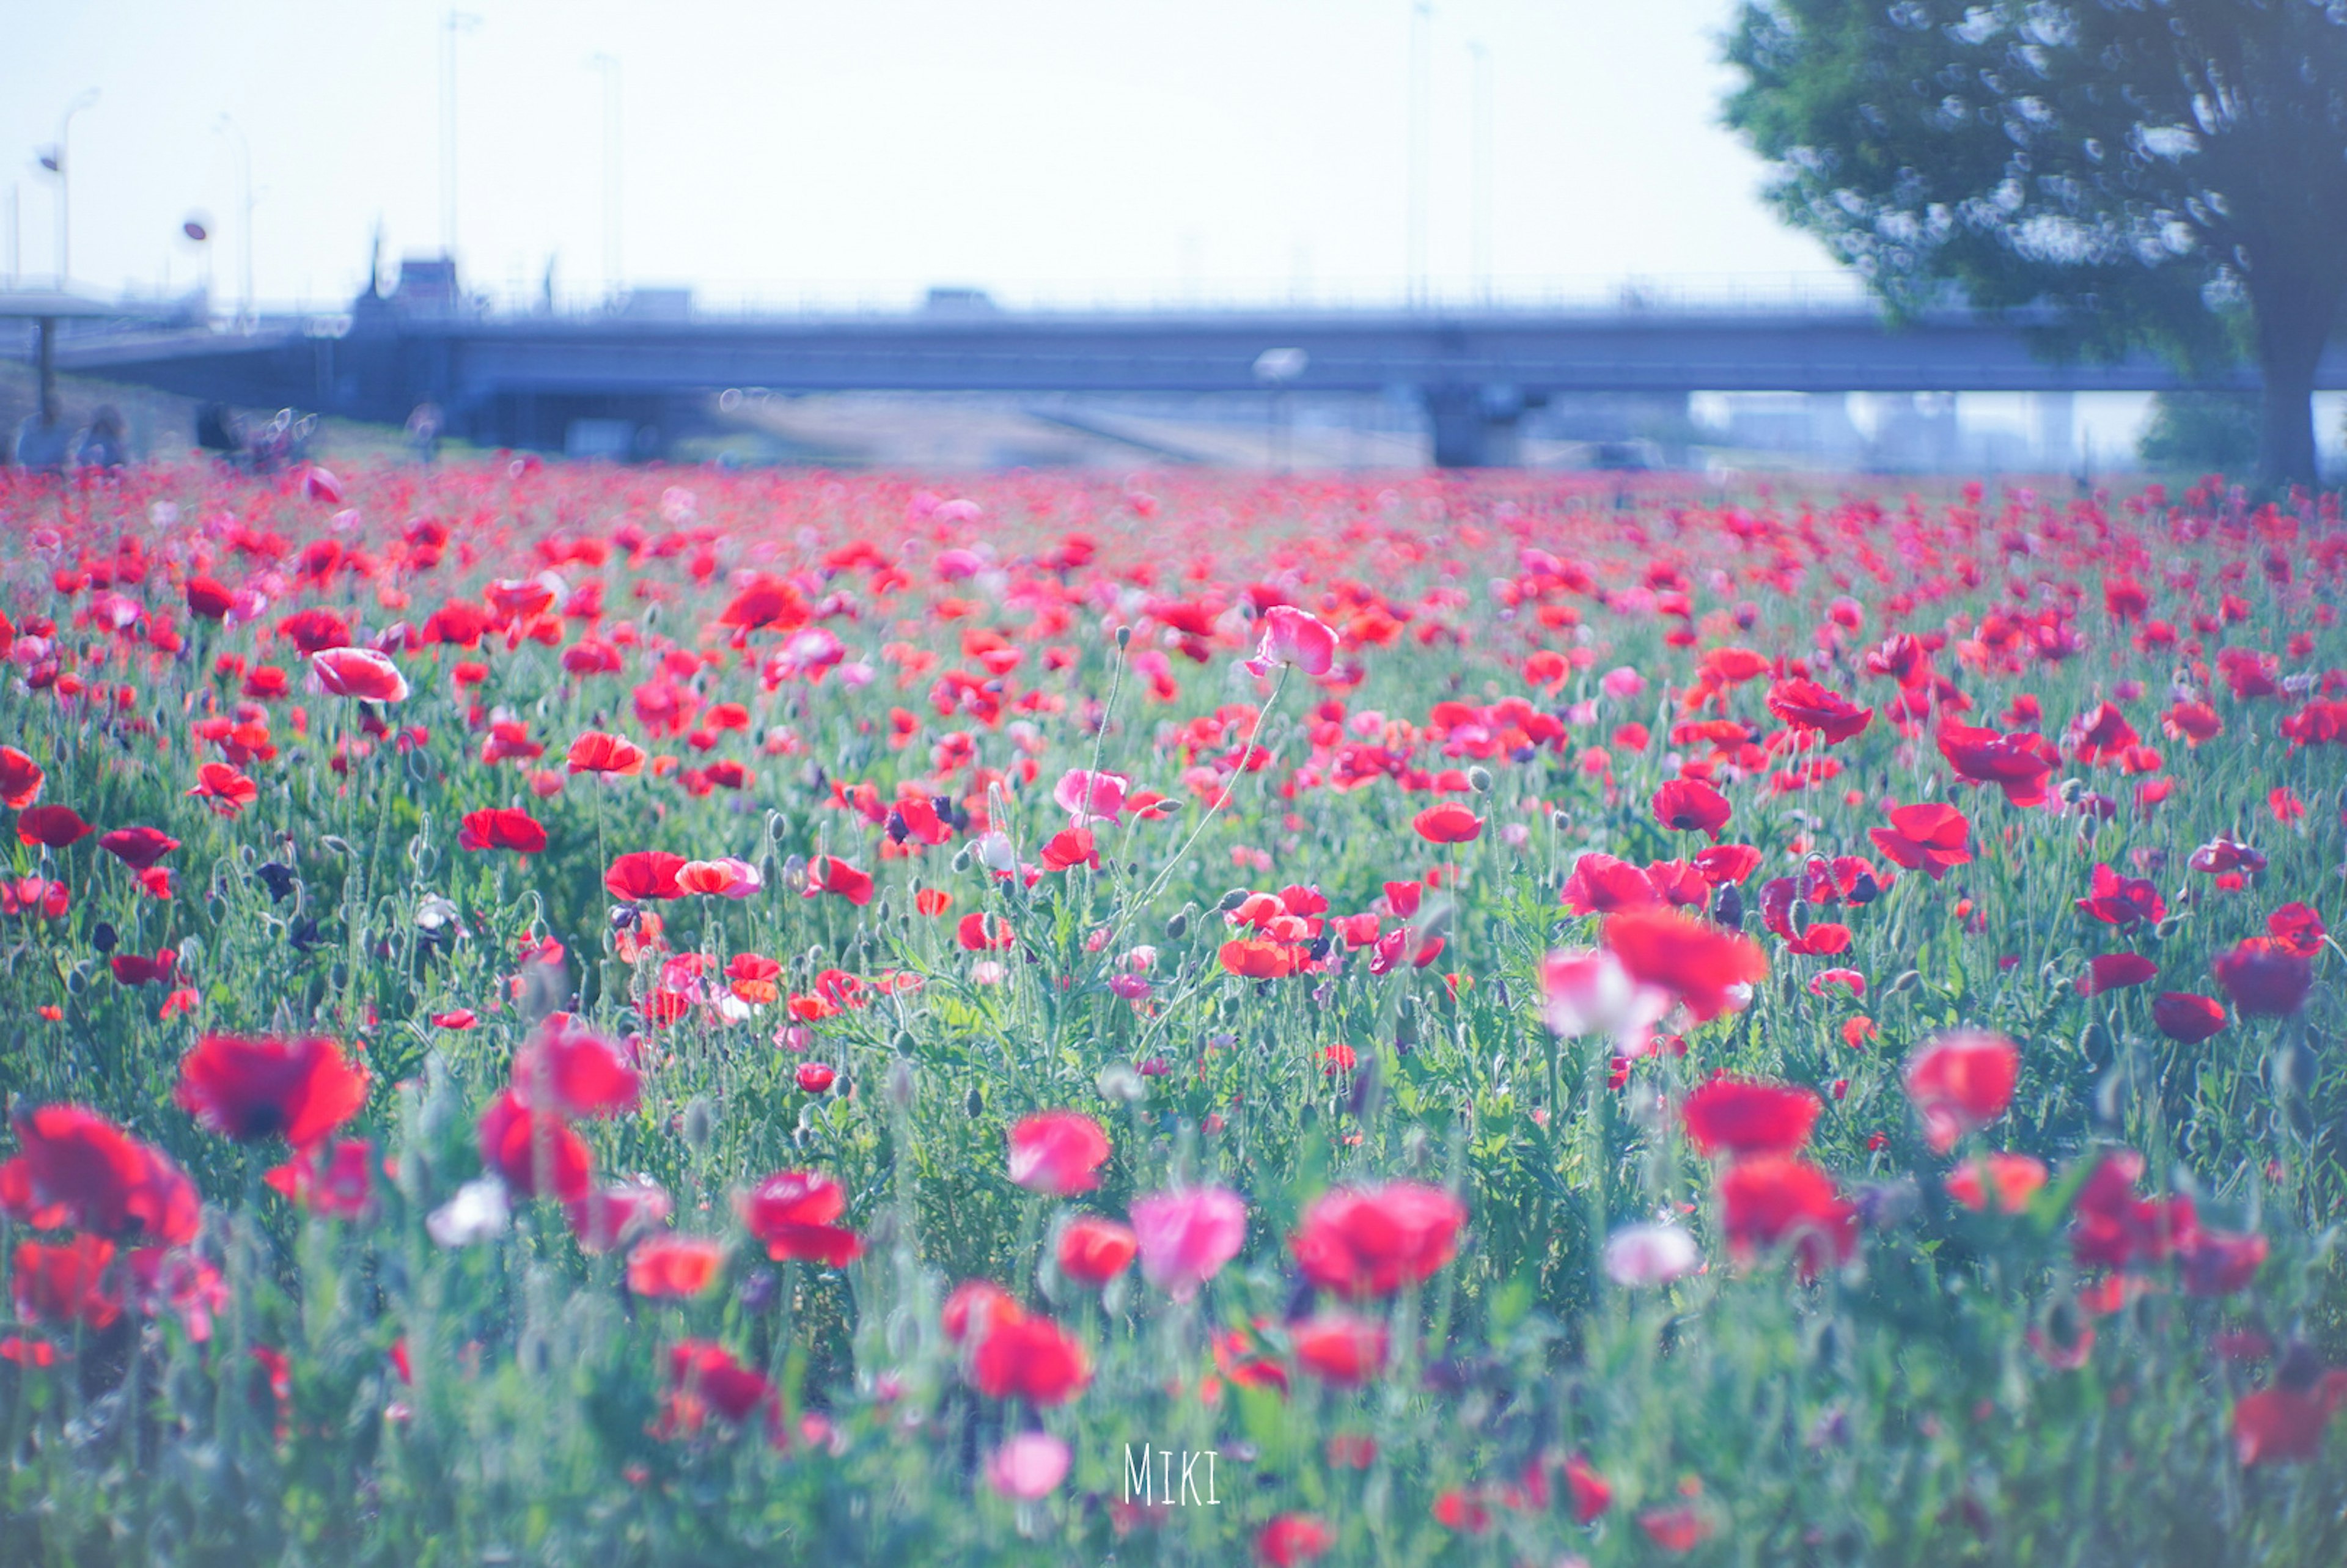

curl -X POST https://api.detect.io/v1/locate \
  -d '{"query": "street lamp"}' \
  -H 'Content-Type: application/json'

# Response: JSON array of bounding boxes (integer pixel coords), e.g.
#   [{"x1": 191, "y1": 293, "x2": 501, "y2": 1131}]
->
[
  {"x1": 215, "y1": 115, "x2": 256, "y2": 331},
  {"x1": 181, "y1": 214, "x2": 214, "y2": 319},
  {"x1": 588, "y1": 53, "x2": 621, "y2": 306},
  {"x1": 40, "y1": 90, "x2": 100, "y2": 288}
]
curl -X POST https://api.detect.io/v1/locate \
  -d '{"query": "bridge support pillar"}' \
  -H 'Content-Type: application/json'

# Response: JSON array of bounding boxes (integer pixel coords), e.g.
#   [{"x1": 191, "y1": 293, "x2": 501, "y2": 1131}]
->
[{"x1": 1425, "y1": 384, "x2": 1531, "y2": 468}]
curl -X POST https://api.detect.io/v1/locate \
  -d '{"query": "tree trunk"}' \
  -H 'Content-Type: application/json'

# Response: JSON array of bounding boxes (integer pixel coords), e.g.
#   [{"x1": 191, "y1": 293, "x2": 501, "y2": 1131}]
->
[{"x1": 2250, "y1": 268, "x2": 2341, "y2": 493}]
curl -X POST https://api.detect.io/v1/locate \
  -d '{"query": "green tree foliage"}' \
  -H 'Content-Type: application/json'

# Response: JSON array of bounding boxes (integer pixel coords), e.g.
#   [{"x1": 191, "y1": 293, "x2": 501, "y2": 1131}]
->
[
  {"x1": 1721, "y1": 1, "x2": 2347, "y2": 489},
  {"x1": 2137, "y1": 390, "x2": 2261, "y2": 474}
]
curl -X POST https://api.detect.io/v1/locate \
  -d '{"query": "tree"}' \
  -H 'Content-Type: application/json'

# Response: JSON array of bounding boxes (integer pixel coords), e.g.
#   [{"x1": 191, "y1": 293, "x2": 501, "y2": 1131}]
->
[
  {"x1": 1722, "y1": 1, "x2": 2347, "y2": 489},
  {"x1": 2138, "y1": 391, "x2": 2260, "y2": 473}
]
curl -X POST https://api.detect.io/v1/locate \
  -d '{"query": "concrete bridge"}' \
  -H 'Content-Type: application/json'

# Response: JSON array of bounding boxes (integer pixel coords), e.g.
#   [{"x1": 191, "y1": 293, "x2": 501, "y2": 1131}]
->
[{"x1": 20, "y1": 276, "x2": 2344, "y2": 465}]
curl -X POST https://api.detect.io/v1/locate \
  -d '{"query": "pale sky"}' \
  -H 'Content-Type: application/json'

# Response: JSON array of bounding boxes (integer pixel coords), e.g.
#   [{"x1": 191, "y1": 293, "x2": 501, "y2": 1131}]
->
[{"x1": 2, "y1": 0, "x2": 1842, "y2": 311}]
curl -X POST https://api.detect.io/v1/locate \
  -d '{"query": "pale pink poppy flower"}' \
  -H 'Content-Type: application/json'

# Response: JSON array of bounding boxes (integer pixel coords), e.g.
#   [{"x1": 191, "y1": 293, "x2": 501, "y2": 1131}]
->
[
  {"x1": 1054, "y1": 769, "x2": 1131, "y2": 826},
  {"x1": 1603, "y1": 1222, "x2": 1700, "y2": 1287},
  {"x1": 1244, "y1": 606, "x2": 1339, "y2": 678},
  {"x1": 1600, "y1": 666, "x2": 1646, "y2": 701},
  {"x1": 677, "y1": 858, "x2": 763, "y2": 898},
  {"x1": 311, "y1": 647, "x2": 411, "y2": 703},
  {"x1": 1131, "y1": 1185, "x2": 1248, "y2": 1301},
  {"x1": 985, "y1": 1432, "x2": 1071, "y2": 1500}
]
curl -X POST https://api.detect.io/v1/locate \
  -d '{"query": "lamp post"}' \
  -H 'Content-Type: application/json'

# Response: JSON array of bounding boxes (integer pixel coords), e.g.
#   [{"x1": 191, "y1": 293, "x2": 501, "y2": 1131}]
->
[
  {"x1": 40, "y1": 90, "x2": 100, "y2": 288},
  {"x1": 214, "y1": 115, "x2": 255, "y2": 331},
  {"x1": 589, "y1": 53, "x2": 621, "y2": 306}
]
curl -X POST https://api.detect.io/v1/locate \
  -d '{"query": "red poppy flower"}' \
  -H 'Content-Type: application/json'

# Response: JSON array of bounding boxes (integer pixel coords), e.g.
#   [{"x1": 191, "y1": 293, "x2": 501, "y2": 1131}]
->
[
  {"x1": 1944, "y1": 1151, "x2": 2048, "y2": 1214},
  {"x1": 2212, "y1": 937, "x2": 2313, "y2": 1016},
  {"x1": 2266, "y1": 902, "x2": 2326, "y2": 958},
  {"x1": 1288, "y1": 1181, "x2": 1467, "y2": 1297},
  {"x1": 1412, "y1": 802, "x2": 1483, "y2": 843},
  {"x1": 16, "y1": 804, "x2": 92, "y2": 848},
  {"x1": 1650, "y1": 778, "x2": 1732, "y2": 840},
  {"x1": 971, "y1": 1312, "x2": 1092, "y2": 1405},
  {"x1": 310, "y1": 647, "x2": 411, "y2": 703},
  {"x1": 0, "y1": 747, "x2": 43, "y2": 810},
  {"x1": 1257, "y1": 1514, "x2": 1337, "y2": 1567},
  {"x1": 11, "y1": 1235, "x2": 122, "y2": 1329},
  {"x1": 1718, "y1": 1154, "x2": 1856, "y2": 1278},
  {"x1": 738, "y1": 1170, "x2": 862, "y2": 1266},
  {"x1": 2075, "y1": 863, "x2": 2165, "y2": 927},
  {"x1": 0, "y1": 1104, "x2": 200, "y2": 1245},
  {"x1": 1220, "y1": 937, "x2": 1301, "y2": 978},
  {"x1": 175, "y1": 1033, "x2": 369, "y2": 1147},
  {"x1": 458, "y1": 808, "x2": 548, "y2": 854},
  {"x1": 941, "y1": 1279, "x2": 1026, "y2": 1345},
  {"x1": 95, "y1": 826, "x2": 179, "y2": 871},
  {"x1": 1008, "y1": 1111, "x2": 1112, "y2": 1195},
  {"x1": 1562, "y1": 852, "x2": 1656, "y2": 914},
  {"x1": 1564, "y1": 1453, "x2": 1614, "y2": 1522},
  {"x1": 1902, "y1": 1030, "x2": 2019, "y2": 1152},
  {"x1": 1936, "y1": 722, "x2": 2058, "y2": 807},
  {"x1": 2233, "y1": 1377, "x2": 2347, "y2": 1466},
  {"x1": 1290, "y1": 1312, "x2": 1389, "y2": 1386},
  {"x1": 476, "y1": 1088, "x2": 594, "y2": 1202},
  {"x1": 1040, "y1": 826, "x2": 1100, "y2": 871},
  {"x1": 2178, "y1": 1229, "x2": 2269, "y2": 1297},
  {"x1": 627, "y1": 1235, "x2": 727, "y2": 1298},
  {"x1": 1681, "y1": 1075, "x2": 1823, "y2": 1158},
  {"x1": 1867, "y1": 802, "x2": 1971, "y2": 881},
  {"x1": 606, "y1": 850, "x2": 686, "y2": 901},
  {"x1": 567, "y1": 730, "x2": 648, "y2": 775},
  {"x1": 2077, "y1": 953, "x2": 2158, "y2": 995},
  {"x1": 1602, "y1": 907, "x2": 1767, "y2": 1022},
  {"x1": 1766, "y1": 678, "x2": 1873, "y2": 744},
  {"x1": 262, "y1": 1137, "x2": 376, "y2": 1219},
  {"x1": 803, "y1": 854, "x2": 875, "y2": 906},
  {"x1": 513, "y1": 1016, "x2": 640, "y2": 1118},
  {"x1": 663, "y1": 1339, "x2": 771, "y2": 1430},
  {"x1": 186, "y1": 762, "x2": 258, "y2": 816},
  {"x1": 2150, "y1": 991, "x2": 2227, "y2": 1041},
  {"x1": 1056, "y1": 1214, "x2": 1138, "y2": 1284},
  {"x1": 2069, "y1": 1150, "x2": 2195, "y2": 1270}
]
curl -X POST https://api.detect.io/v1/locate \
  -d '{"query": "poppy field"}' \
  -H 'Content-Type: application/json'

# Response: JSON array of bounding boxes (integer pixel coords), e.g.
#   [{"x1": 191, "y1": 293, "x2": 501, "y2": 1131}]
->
[{"x1": 0, "y1": 458, "x2": 2343, "y2": 1566}]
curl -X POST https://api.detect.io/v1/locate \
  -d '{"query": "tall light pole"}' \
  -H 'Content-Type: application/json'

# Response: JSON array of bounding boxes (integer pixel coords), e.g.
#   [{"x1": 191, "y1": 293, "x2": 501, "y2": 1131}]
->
[
  {"x1": 1406, "y1": 2, "x2": 1430, "y2": 307},
  {"x1": 589, "y1": 53, "x2": 621, "y2": 304},
  {"x1": 1469, "y1": 41, "x2": 1493, "y2": 305},
  {"x1": 440, "y1": 12, "x2": 481, "y2": 262},
  {"x1": 40, "y1": 90, "x2": 99, "y2": 288},
  {"x1": 215, "y1": 115, "x2": 255, "y2": 329}
]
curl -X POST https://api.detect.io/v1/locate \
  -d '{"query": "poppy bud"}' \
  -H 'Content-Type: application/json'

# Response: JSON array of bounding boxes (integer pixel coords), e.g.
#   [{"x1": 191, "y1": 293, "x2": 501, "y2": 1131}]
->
[
  {"x1": 873, "y1": 896, "x2": 891, "y2": 923},
  {"x1": 1166, "y1": 910, "x2": 1189, "y2": 939},
  {"x1": 737, "y1": 1265, "x2": 779, "y2": 1313},
  {"x1": 1218, "y1": 889, "x2": 1249, "y2": 913},
  {"x1": 683, "y1": 1096, "x2": 716, "y2": 1151},
  {"x1": 950, "y1": 846, "x2": 972, "y2": 874},
  {"x1": 1466, "y1": 765, "x2": 1493, "y2": 795},
  {"x1": 966, "y1": 1086, "x2": 984, "y2": 1119},
  {"x1": 1710, "y1": 885, "x2": 1743, "y2": 928},
  {"x1": 891, "y1": 1030, "x2": 917, "y2": 1055},
  {"x1": 1096, "y1": 1062, "x2": 1144, "y2": 1103},
  {"x1": 1115, "y1": 624, "x2": 1133, "y2": 650},
  {"x1": 2058, "y1": 777, "x2": 2087, "y2": 804},
  {"x1": 2078, "y1": 1022, "x2": 2112, "y2": 1066},
  {"x1": 2092, "y1": 1061, "x2": 2131, "y2": 1126},
  {"x1": 91, "y1": 920, "x2": 117, "y2": 954},
  {"x1": 1886, "y1": 969, "x2": 1920, "y2": 995}
]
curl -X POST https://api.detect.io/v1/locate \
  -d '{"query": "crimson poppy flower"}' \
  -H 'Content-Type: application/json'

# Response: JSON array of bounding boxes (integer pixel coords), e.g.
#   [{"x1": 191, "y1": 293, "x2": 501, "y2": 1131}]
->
[
  {"x1": 475, "y1": 1088, "x2": 593, "y2": 1202},
  {"x1": 1412, "y1": 802, "x2": 1483, "y2": 843},
  {"x1": 566, "y1": 1176, "x2": 674, "y2": 1255},
  {"x1": 567, "y1": 730, "x2": 648, "y2": 775},
  {"x1": 718, "y1": 576, "x2": 810, "y2": 632},
  {"x1": 1867, "y1": 802, "x2": 1971, "y2": 881},
  {"x1": 16, "y1": 804, "x2": 92, "y2": 848},
  {"x1": 11, "y1": 1235, "x2": 122, "y2": 1330},
  {"x1": 513, "y1": 1016, "x2": 640, "y2": 1118},
  {"x1": 2178, "y1": 1229, "x2": 2269, "y2": 1297},
  {"x1": 1563, "y1": 1453, "x2": 1614, "y2": 1522},
  {"x1": 2150, "y1": 991, "x2": 2227, "y2": 1041},
  {"x1": 2266, "y1": 902, "x2": 2326, "y2": 958},
  {"x1": 1681, "y1": 1075, "x2": 1822, "y2": 1158},
  {"x1": 0, "y1": 1104, "x2": 200, "y2": 1245},
  {"x1": 262, "y1": 1138, "x2": 376, "y2": 1219},
  {"x1": 1692, "y1": 843, "x2": 1763, "y2": 885},
  {"x1": 1717, "y1": 1154, "x2": 1856, "y2": 1278},
  {"x1": 1902, "y1": 1031, "x2": 2019, "y2": 1151},
  {"x1": 971, "y1": 1311, "x2": 1092, "y2": 1404},
  {"x1": 1008, "y1": 1112, "x2": 1112, "y2": 1195},
  {"x1": 2212, "y1": 937, "x2": 2313, "y2": 1016},
  {"x1": 1040, "y1": 826, "x2": 1100, "y2": 871},
  {"x1": 310, "y1": 647, "x2": 410, "y2": 703},
  {"x1": 1288, "y1": 1181, "x2": 1466, "y2": 1297},
  {"x1": 186, "y1": 762, "x2": 258, "y2": 816},
  {"x1": 94, "y1": 825, "x2": 179, "y2": 871},
  {"x1": 110, "y1": 949, "x2": 178, "y2": 986},
  {"x1": 1602, "y1": 907, "x2": 1766, "y2": 1022},
  {"x1": 1638, "y1": 1503, "x2": 1719, "y2": 1553},
  {"x1": 627, "y1": 1235, "x2": 727, "y2": 1298},
  {"x1": 0, "y1": 747, "x2": 43, "y2": 810},
  {"x1": 1766, "y1": 678, "x2": 1873, "y2": 744},
  {"x1": 1056, "y1": 1214, "x2": 1138, "y2": 1284},
  {"x1": 1290, "y1": 1312, "x2": 1389, "y2": 1386},
  {"x1": 2069, "y1": 1150, "x2": 2195, "y2": 1269},
  {"x1": 2077, "y1": 953, "x2": 2158, "y2": 995},
  {"x1": 941, "y1": 1279, "x2": 1026, "y2": 1345},
  {"x1": 803, "y1": 854, "x2": 874, "y2": 906},
  {"x1": 175, "y1": 1033, "x2": 369, "y2": 1147},
  {"x1": 2074, "y1": 863, "x2": 2165, "y2": 928},
  {"x1": 663, "y1": 1339, "x2": 771, "y2": 1431},
  {"x1": 1562, "y1": 853, "x2": 1656, "y2": 915},
  {"x1": 1257, "y1": 1514, "x2": 1337, "y2": 1567},
  {"x1": 738, "y1": 1170, "x2": 862, "y2": 1266},
  {"x1": 1221, "y1": 936, "x2": 1302, "y2": 978},
  {"x1": 459, "y1": 808, "x2": 547, "y2": 854},
  {"x1": 1936, "y1": 722, "x2": 2058, "y2": 807},
  {"x1": 605, "y1": 850, "x2": 686, "y2": 901},
  {"x1": 1650, "y1": 778, "x2": 1732, "y2": 840},
  {"x1": 2233, "y1": 1377, "x2": 2347, "y2": 1466}
]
